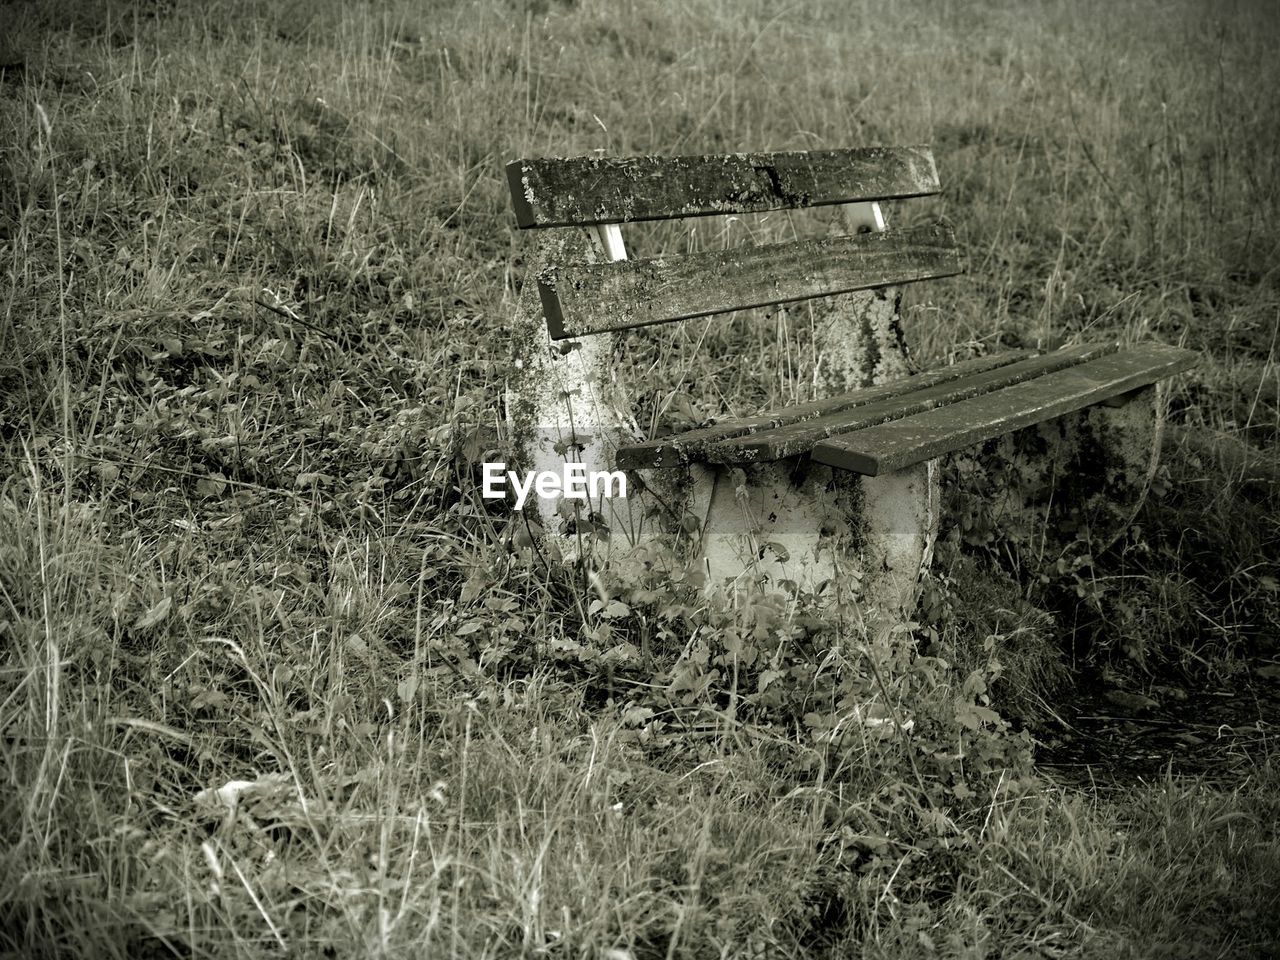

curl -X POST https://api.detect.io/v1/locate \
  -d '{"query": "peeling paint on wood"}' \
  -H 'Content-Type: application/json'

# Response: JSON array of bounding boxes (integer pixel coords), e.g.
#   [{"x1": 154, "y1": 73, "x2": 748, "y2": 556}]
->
[
  {"x1": 813, "y1": 344, "x2": 1198, "y2": 475},
  {"x1": 538, "y1": 221, "x2": 962, "y2": 339},
  {"x1": 505, "y1": 146, "x2": 940, "y2": 228}
]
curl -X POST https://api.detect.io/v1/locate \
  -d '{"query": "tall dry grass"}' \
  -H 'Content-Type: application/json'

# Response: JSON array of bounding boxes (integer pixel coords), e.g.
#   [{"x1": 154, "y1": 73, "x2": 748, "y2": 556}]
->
[{"x1": 1, "y1": 0, "x2": 1278, "y2": 956}]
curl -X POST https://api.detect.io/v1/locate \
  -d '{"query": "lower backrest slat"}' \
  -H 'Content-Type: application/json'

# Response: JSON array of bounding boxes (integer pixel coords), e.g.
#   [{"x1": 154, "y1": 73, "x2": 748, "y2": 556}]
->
[{"x1": 538, "y1": 220, "x2": 962, "y2": 340}]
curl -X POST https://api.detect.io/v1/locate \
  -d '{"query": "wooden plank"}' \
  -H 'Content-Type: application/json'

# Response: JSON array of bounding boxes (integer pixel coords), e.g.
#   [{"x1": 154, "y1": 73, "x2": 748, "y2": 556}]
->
[
  {"x1": 539, "y1": 221, "x2": 962, "y2": 340},
  {"x1": 705, "y1": 342, "x2": 1120, "y2": 464},
  {"x1": 615, "y1": 350, "x2": 1032, "y2": 470},
  {"x1": 506, "y1": 146, "x2": 940, "y2": 229},
  {"x1": 812, "y1": 344, "x2": 1199, "y2": 476}
]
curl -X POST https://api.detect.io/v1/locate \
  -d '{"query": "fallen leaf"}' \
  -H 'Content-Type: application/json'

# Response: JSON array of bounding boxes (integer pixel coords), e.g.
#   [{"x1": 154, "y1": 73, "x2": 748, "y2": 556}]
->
[{"x1": 132, "y1": 597, "x2": 172, "y2": 631}]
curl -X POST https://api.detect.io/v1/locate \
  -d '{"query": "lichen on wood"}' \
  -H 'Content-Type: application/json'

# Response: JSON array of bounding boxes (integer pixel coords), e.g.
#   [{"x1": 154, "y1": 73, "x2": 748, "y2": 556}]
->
[
  {"x1": 615, "y1": 350, "x2": 1033, "y2": 469},
  {"x1": 505, "y1": 146, "x2": 940, "y2": 228},
  {"x1": 538, "y1": 221, "x2": 962, "y2": 339},
  {"x1": 707, "y1": 343, "x2": 1121, "y2": 464},
  {"x1": 813, "y1": 344, "x2": 1197, "y2": 476}
]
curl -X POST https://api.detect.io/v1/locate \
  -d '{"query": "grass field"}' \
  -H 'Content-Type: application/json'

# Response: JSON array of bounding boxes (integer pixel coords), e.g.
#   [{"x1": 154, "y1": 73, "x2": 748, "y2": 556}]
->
[{"x1": 2, "y1": 0, "x2": 1280, "y2": 956}]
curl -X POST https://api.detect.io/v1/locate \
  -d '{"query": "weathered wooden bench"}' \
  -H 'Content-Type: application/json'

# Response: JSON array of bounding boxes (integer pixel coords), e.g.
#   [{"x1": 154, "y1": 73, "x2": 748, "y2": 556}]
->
[{"x1": 503, "y1": 146, "x2": 1196, "y2": 618}]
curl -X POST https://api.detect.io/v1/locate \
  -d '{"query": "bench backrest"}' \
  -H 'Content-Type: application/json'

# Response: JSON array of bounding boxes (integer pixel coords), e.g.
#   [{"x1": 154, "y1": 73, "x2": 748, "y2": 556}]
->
[{"x1": 504, "y1": 146, "x2": 962, "y2": 340}]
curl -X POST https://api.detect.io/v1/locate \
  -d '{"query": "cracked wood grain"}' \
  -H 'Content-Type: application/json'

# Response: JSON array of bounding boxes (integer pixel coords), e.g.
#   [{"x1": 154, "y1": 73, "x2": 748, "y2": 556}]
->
[
  {"x1": 614, "y1": 350, "x2": 1031, "y2": 469},
  {"x1": 506, "y1": 146, "x2": 940, "y2": 228},
  {"x1": 813, "y1": 344, "x2": 1199, "y2": 476},
  {"x1": 538, "y1": 220, "x2": 962, "y2": 339},
  {"x1": 705, "y1": 342, "x2": 1121, "y2": 464}
]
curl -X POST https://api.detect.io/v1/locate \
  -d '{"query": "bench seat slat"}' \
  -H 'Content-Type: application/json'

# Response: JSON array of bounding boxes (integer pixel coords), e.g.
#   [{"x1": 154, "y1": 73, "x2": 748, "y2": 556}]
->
[
  {"x1": 614, "y1": 350, "x2": 1032, "y2": 469},
  {"x1": 812, "y1": 344, "x2": 1198, "y2": 476},
  {"x1": 507, "y1": 146, "x2": 939, "y2": 228},
  {"x1": 704, "y1": 342, "x2": 1120, "y2": 464},
  {"x1": 539, "y1": 221, "x2": 962, "y2": 340}
]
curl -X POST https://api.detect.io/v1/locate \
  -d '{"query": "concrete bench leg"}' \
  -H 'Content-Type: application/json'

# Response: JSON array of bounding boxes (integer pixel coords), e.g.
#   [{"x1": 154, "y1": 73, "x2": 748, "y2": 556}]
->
[
  {"x1": 860, "y1": 459, "x2": 941, "y2": 626},
  {"x1": 696, "y1": 458, "x2": 937, "y2": 625},
  {"x1": 1077, "y1": 382, "x2": 1166, "y2": 547},
  {"x1": 508, "y1": 229, "x2": 682, "y2": 572},
  {"x1": 959, "y1": 382, "x2": 1167, "y2": 570}
]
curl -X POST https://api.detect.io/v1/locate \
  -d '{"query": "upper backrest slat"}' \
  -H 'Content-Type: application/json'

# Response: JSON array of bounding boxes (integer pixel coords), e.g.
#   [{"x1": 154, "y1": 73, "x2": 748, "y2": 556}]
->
[{"x1": 507, "y1": 146, "x2": 939, "y2": 229}]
